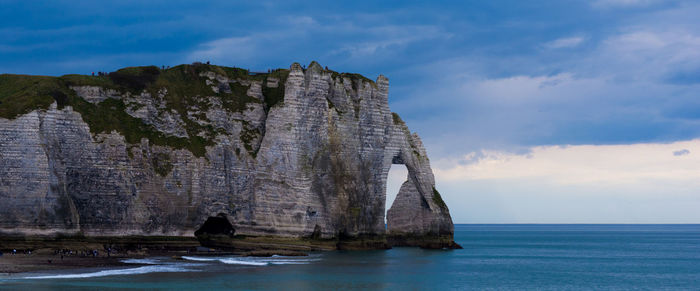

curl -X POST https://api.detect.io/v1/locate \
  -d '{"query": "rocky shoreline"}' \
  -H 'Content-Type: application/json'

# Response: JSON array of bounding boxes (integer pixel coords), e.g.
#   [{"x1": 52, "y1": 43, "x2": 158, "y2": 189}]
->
[
  {"x1": 0, "y1": 233, "x2": 460, "y2": 274},
  {"x1": 0, "y1": 235, "x2": 191, "y2": 274}
]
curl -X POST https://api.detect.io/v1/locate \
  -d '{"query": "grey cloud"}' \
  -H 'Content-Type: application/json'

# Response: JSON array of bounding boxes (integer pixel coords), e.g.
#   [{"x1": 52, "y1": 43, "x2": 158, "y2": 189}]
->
[{"x1": 673, "y1": 149, "x2": 690, "y2": 156}]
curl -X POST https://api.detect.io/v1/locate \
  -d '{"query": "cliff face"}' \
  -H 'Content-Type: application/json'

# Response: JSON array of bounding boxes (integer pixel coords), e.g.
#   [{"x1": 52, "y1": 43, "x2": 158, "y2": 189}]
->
[{"x1": 0, "y1": 62, "x2": 455, "y2": 247}]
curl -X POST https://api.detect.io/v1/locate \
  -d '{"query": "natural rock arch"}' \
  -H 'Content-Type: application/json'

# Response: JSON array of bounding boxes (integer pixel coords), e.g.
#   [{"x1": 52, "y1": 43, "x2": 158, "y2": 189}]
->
[{"x1": 382, "y1": 115, "x2": 456, "y2": 247}]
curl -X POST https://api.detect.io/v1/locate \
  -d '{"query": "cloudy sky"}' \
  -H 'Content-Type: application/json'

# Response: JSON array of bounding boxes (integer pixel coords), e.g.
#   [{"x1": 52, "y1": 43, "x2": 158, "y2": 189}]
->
[{"x1": 3, "y1": 0, "x2": 700, "y2": 223}]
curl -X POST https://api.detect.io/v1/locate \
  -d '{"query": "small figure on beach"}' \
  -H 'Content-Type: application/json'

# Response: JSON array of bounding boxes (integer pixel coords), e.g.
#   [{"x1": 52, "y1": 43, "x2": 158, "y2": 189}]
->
[{"x1": 12, "y1": 249, "x2": 16, "y2": 255}]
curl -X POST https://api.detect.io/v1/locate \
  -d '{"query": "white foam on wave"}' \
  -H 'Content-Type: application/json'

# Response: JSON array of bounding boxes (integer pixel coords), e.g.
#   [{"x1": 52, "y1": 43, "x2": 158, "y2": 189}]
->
[
  {"x1": 257, "y1": 254, "x2": 321, "y2": 262},
  {"x1": 258, "y1": 257, "x2": 321, "y2": 265},
  {"x1": 258, "y1": 257, "x2": 320, "y2": 261},
  {"x1": 181, "y1": 255, "x2": 320, "y2": 266},
  {"x1": 218, "y1": 258, "x2": 268, "y2": 266},
  {"x1": 182, "y1": 256, "x2": 269, "y2": 266},
  {"x1": 23, "y1": 265, "x2": 191, "y2": 279},
  {"x1": 180, "y1": 256, "x2": 220, "y2": 262},
  {"x1": 266, "y1": 261, "x2": 310, "y2": 265},
  {"x1": 121, "y1": 258, "x2": 161, "y2": 265}
]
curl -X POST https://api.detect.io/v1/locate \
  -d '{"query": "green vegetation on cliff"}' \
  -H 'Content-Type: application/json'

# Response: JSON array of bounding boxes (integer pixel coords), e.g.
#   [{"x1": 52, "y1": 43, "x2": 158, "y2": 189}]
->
[
  {"x1": 432, "y1": 186, "x2": 448, "y2": 210},
  {"x1": 326, "y1": 67, "x2": 376, "y2": 91},
  {"x1": 152, "y1": 152, "x2": 174, "y2": 176},
  {"x1": 70, "y1": 96, "x2": 208, "y2": 156},
  {"x1": 0, "y1": 72, "x2": 210, "y2": 155},
  {"x1": 391, "y1": 112, "x2": 405, "y2": 125},
  {"x1": 260, "y1": 69, "x2": 289, "y2": 109},
  {"x1": 0, "y1": 75, "x2": 62, "y2": 119},
  {"x1": 1, "y1": 63, "x2": 379, "y2": 158}
]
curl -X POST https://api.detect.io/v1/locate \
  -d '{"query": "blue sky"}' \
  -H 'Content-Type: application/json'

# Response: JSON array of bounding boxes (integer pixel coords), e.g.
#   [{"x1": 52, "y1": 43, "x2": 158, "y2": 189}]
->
[{"x1": 3, "y1": 0, "x2": 700, "y2": 223}]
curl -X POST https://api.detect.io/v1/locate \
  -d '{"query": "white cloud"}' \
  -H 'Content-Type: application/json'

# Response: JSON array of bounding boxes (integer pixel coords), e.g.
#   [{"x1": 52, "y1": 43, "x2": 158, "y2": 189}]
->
[
  {"x1": 595, "y1": 29, "x2": 700, "y2": 82},
  {"x1": 189, "y1": 36, "x2": 256, "y2": 63},
  {"x1": 609, "y1": 31, "x2": 666, "y2": 50},
  {"x1": 432, "y1": 139, "x2": 700, "y2": 223},
  {"x1": 330, "y1": 25, "x2": 452, "y2": 58},
  {"x1": 602, "y1": 30, "x2": 700, "y2": 63},
  {"x1": 592, "y1": 0, "x2": 667, "y2": 8},
  {"x1": 394, "y1": 25, "x2": 700, "y2": 157},
  {"x1": 466, "y1": 73, "x2": 591, "y2": 103},
  {"x1": 543, "y1": 36, "x2": 585, "y2": 49},
  {"x1": 434, "y1": 139, "x2": 700, "y2": 186},
  {"x1": 188, "y1": 20, "x2": 450, "y2": 66},
  {"x1": 287, "y1": 16, "x2": 317, "y2": 26},
  {"x1": 186, "y1": 14, "x2": 321, "y2": 65},
  {"x1": 394, "y1": 68, "x2": 658, "y2": 154}
]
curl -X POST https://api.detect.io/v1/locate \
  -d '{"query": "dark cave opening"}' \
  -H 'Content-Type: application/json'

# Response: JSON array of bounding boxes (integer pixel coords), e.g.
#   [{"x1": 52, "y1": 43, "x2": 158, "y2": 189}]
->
[{"x1": 194, "y1": 215, "x2": 235, "y2": 237}]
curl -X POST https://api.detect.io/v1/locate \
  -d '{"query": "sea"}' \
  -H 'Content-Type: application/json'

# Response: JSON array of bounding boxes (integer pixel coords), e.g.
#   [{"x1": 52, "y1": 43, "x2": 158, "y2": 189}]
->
[{"x1": 2, "y1": 224, "x2": 700, "y2": 290}]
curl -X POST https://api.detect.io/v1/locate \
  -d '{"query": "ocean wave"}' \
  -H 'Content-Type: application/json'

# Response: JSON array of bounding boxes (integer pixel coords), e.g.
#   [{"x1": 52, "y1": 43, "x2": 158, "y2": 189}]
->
[
  {"x1": 266, "y1": 261, "x2": 312, "y2": 265},
  {"x1": 257, "y1": 257, "x2": 321, "y2": 264},
  {"x1": 180, "y1": 256, "x2": 219, "y2": 262},
  {"x1": 218, "y1": 258, "x2": 268, "y2": 266},
  {"x1": 121, "y1": 258, "x2": 161, "y2": 265},
  {"x1": 180, "y1": 255, "x2": 320, "y2": 266},
  {"x1": 181, "y1": 256, "x2": 268, "y2": 266},
  {"x1": 23, "y1": 265, "x2": 192, "y2": 279}
]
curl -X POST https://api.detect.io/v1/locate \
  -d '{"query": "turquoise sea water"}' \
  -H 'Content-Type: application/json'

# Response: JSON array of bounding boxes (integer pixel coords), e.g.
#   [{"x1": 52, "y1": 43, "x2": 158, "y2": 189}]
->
[{"x1": 2, "y1": 224, "x2": 700, "y2": 290}]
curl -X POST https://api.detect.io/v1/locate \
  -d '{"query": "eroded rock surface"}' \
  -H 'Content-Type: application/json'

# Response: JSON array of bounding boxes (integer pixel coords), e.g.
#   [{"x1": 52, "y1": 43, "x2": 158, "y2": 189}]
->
[{"x1": 0, "y1": 62, "x2": 456, "y2": 248}]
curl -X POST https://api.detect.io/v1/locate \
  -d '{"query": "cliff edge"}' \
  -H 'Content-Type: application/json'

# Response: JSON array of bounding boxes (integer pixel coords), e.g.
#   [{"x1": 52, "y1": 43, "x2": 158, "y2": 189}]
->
[{"x1": 0, "y1": 62, "x2": 458, "y2": 249}]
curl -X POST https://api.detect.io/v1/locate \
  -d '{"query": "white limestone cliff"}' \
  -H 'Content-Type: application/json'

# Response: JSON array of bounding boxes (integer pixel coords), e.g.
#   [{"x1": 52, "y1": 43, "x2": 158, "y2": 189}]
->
[{"x1": 0, "y1": 62, "x2": 456, "y2": 248}]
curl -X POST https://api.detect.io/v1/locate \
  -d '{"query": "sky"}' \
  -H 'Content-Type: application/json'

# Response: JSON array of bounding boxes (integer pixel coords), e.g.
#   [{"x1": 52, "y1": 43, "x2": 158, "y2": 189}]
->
[{"x1": 2, "y1": 0, "x2": 700, "y2": 223}]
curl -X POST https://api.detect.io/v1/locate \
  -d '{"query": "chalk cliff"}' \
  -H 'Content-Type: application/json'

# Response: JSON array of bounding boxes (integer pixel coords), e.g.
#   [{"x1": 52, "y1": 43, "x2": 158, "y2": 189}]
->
[{"x1": 0, "y1": 62, "x2": 456, "y2": 248}]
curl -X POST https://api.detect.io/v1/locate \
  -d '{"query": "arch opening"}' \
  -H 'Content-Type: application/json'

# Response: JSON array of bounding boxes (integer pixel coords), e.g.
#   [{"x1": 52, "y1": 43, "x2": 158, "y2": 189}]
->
[
  {"x1": 194, "y1": 214, "x2": 235, "y2": 238},
  {"x1": 385, "y1": 164, "x2": 409, "y2": 224}
]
